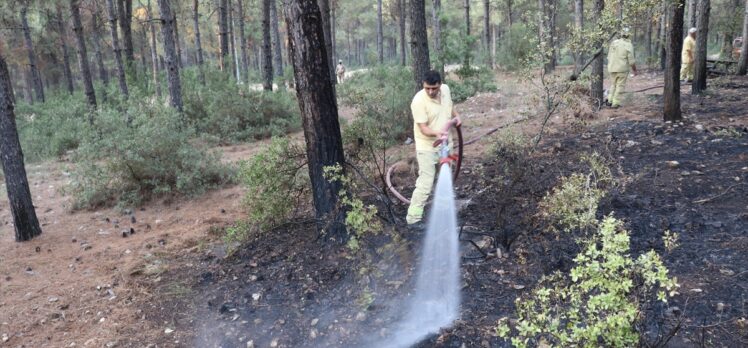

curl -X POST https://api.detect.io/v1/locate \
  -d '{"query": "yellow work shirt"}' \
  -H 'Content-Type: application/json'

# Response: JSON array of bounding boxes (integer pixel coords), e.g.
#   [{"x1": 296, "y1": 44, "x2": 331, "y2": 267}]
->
[
  {"x1": 607, "y1": 38, "x2": 635, "y2": 73},
  {"x1": 682, "y1": 36, "x2": 696, "y2": 63},
  {"x1": 411, "y1": 84, "x2": 454, "y2": 152}
]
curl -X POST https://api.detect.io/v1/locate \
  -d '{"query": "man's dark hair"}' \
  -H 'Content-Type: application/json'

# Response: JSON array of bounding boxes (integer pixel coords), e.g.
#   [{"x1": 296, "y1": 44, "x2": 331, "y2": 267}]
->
[{"x1": 422, "y1": 70, "x2": 441, "y2": 85}]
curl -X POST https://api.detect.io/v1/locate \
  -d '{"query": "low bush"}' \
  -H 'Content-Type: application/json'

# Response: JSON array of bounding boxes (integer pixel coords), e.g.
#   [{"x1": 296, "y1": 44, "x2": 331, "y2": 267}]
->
[
  {"x1": 68, "y1": 102, "x2": 234, "y2": 210},
  {"x1": 447, "y1": 65, "x2": 497, "y2": 103},
  {"x1": 495, "y1": 24, "x2": 537, "y2": 71},
  {"x1": 324, "y1": 164, "x2": 382, "y2": 252}
]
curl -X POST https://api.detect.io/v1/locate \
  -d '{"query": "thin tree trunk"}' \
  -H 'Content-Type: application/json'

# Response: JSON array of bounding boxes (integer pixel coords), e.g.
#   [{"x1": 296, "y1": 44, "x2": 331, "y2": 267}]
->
[
  {"x1": 318, "y1": 0, "x2": 336, "y2": 84},
  {"x1": 71, "y1": 0, "x2": 97, "y2": 109},
  {"x1": 400, "y1": 0, "x2": 407, "y2": 66},
  {"x1": 238, "y1": 0, "x2": 250, "y2": 81},
  {"x1": 646, "y1": 14, "x2": 653, "y2": 61},
  {"x1": 377, "y1": 0, "x2": 384, "y2": 64},
  {"x1": 332, "y1": 5, "x2": 337, "y2": 63},
  {"x1": 21, "y1": 6, "x2": 44, "y2": 103},
  {"x1": 118, "y1": 0, "x2": 135, "y2": 74},
  {"x1": 193, "y1": 0, "x2": 206, "y2": 85},
  {"x1": 23, "y1": 69, "x2": 33, "y2": 104},
  {"x1": 687, "y1": 0, "x2": 697, "y2": 29},
  {"x1": 0, "y1": 55, "x2": 42, "y2": 242},
  {"x1": 106, "y1": 0, "x2": 130, "y2": 99},
  {"x1": 56, "y1": 5, "x2": 75, "y2": 95},
  {"x1": 90, "y1": 4, "x2": 109, "y2": 104},
  {"x1": 692, "y1": 0, "x2": 710, "y2": 94},
  {"x1": 157, "y1": 0, "x2": 182, "y2": 111},
  {"x1": 228, "y1": 0, "x2": 237, "y2": 79},
  {"x1": 737, "y1": 0, "x2": 748, "y2": 75},
  {"x1": 283, "y1": 0, "x2": 348, "y2": 242},
  {"x1": 506, "y1": 0, "x2": 513, "y2": 26},
  {"x1": 148, "y1": 0, "x2": 162, "y2": 97},
  {"x1": 218, "y1": 0, "x2": 229, "y2": 71},
  {"x1": 574, "y1": 0, "x2": 584, "y2": 74},
  {"x1": 590, "y1": 0, "x2": 604, "y2": 105},
  {"x1": 664, "y1": 0, "x2": 684, "y2": 122},
  {"x1": 660, "y1": 2, "x2": 668, "y2": 70},
  {"x1": 433, "y1": 0, "x2": 442, "y2": 72},
  {"x1": 173, "y1": 13, "x2": 184, "y2": 69},
  {"x1": 464, "y1": 0, "x2": 471, "y2": 67},
  {"x1": 484, "y1": 0, "x2": 491, "y2": 67},
  {"x1": 262, "y1": 0, "x2": 274, "y2": 90},
  {"x1": 269, "y1": 0, "x2": 284, "y2": 77},
  {"x1": 411, "y1": 0, "x2": 430, "y2": 92}
]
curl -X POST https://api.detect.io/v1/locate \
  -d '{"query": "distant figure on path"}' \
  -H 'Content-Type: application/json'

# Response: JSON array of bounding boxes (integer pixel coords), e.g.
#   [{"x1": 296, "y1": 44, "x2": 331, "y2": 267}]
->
[
  {"x1": 335, "y1": 60, "x2": 346, "y2": 83},
  {"x1": 606, "y1": 28, "x2": 638, "y2": 109},
  {"x1": 681, "y1": 28, "x2": 697, "y2": 82}
]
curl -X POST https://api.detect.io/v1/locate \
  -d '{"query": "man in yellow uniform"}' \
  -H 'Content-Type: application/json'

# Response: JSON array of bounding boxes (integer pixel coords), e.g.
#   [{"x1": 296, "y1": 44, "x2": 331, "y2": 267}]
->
[
  {"x1": 681, "y1": 28, "x2": 697, "y2": 82},
  {"x1": 406, "y1": 70, "x2": 461, "y2": 226},
  {"x1": 606, "y1": 29, "x2": 637, "y2": 109}
]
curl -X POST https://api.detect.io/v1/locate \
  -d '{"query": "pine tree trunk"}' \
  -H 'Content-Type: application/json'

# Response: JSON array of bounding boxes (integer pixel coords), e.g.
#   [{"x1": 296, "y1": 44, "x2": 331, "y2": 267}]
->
[
  {"x1": 174, "y1": 13, "x2": 184, "y2": 69},
  {"x1": 687, "y1": 0, "x2": 697, "y2": 29},
  {"x1": 692, "y1": 0, "x2": 710, "y2": 94},
  {"x1": 193, "y1": 0, "x2": 206, "y2": 85},
  {"x1": 332, "y1": 5, "x2": 337, "y2": 63},
  {"x1": 106, "y1": 0, "x2": 130, "y2": 99},
  {"x1": 262, "y1": 0, "x2": 274, "y2": 90},
  {"x1": 23, "y1": 69, "x2": 34, "y2": 104},
  {"x1": 229, "y1": 0, "x2": 237, "y2": 79},
  {"x1": 590, "y1": 0, "x2": 604, "y2": 105},
  {"x1": 218, "y1": 0, "x2": 229, "y2": 71},
  {"x1": 400, "y1": 0, "x2": 407, "y2": 66},
  {"x1": 0, "y1": 55, "x2": 42, "y2": 242},
  {"x1": 238, "y1": 0, "x2": 250, "y2": 81},
  {"x1": 464, "y1": 0, "x2": 471, "y2": 67},
  {"x1": 646, "y1": 14, "x2": 653, "y2": 61},
  {"x1": 660, "y1": 2, "x2": 668, "y2": 70},
  {"x1": 118, "y1": 0, "x2": 135, "y2": 74},
  {"x1": 56, "y1": 5, "x2": 75, "y2": 95},
  {"x1": 737, "y1": 0, "x2": 748, "y2": 75},
  {"x1": 269, "y1": 0, "x2": 284, "y2": 77},
  {"x1": 484, "y1": 0, "x2": 491, "y2": 67},
  {"x1": 664, "y1": 0, "x2": 684, "y2": 122},
  {"x1": 318, "y1": 0, "x2": 336, "y2": 84},
  {"x1": 574, "y1": 0, "x2": 584, "y2": 74},
  {"x1": 148, "y1": 0, "x2": 162, "y2": 96},
  {"x1": 377, "y1": 0, "x2": 384, "y2": 64},
  {"x1": 432, "y1": 0, "x2": 442, "y2": 72},
  {"x1": 282, "y1": 0, "x2": 348, "y2": 243},
  {"x1": 411, "y1": 0, "x2": 430, "y2": 92},
  {"x1": 91, "y1": 4, "x2": 109, "y2": 105},
  {"x1": 21, "y1": 6, "x2": 44, "y2": 103},
  {"x1": 70, "y1": 0, "x2": 97, "y2": 109},
  {"x1": 157, "y1": 0, "x2": 183, "y2": 112}
]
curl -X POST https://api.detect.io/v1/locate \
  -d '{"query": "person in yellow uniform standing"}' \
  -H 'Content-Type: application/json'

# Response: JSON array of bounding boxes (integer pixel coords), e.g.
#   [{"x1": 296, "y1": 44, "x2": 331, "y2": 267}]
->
[
  {"x1": 606, "y1": 29, "x2": 638, "y2": 109},
  {"x1": 406, "y1": 70, "x2": 461, "y2": 227},
  {"x1": 681, "y1": 28, "x2": 697, "y2": 82}
]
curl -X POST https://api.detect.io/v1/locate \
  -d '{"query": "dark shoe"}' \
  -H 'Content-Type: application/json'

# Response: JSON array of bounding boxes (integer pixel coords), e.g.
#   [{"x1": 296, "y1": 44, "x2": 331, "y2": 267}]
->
[
  {"x1": 407, "y1": 221, "x2": 426, "y2": 231},
  {"x1": 610, "y1": 104, "x2": 620, "y2": 109}
]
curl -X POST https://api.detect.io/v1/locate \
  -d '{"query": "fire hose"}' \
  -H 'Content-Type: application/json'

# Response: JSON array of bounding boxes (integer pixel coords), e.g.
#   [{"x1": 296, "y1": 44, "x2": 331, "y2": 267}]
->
[{"x1": 386, "y1": 119, "x2": 463, "y2": 204}]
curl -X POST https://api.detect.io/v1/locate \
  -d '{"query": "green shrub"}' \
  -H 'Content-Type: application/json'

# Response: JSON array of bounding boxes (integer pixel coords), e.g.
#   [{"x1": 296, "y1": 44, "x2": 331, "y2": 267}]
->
[
  {"x1": 183, "y1": 67, "x2": 301, "y2": 143},
  {"x1": 14, "y1": 92, "x2": 89, "y2": 162},
  {"x1": 68, "y1": 102, "x2": 234, "y2": 210},
  {"x1": 497, "y1": 216, "x2": 679, "y2": 348},
  {"x1": 495, "y1": 24, "x2": 537, "y2": 71},
  {"x1": 446, "y1": 65, "x2": 497, "y2": 103},
  {"x1": 228, "y1": 137, "x2": 309, "y2": 244},
  {"x1": 324, "y1": 164, "x2": 382, "y2": 251}
]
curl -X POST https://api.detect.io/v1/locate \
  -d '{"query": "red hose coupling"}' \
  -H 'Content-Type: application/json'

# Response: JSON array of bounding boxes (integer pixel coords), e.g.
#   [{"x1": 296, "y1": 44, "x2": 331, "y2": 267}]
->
[{"x1": 440, "y1": 154, "x2": 459, "y2": 165}]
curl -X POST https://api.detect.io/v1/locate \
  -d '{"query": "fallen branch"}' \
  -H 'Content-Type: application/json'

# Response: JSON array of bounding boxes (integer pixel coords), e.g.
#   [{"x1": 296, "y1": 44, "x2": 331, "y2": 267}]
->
[{"x1": 692, "y1": 183, "x2": 744, "y2": 204}]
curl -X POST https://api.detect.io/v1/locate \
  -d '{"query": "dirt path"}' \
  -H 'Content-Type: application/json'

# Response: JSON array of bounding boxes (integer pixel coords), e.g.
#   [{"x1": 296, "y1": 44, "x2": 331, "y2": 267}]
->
[{"x1": 1, "y1": 71, "x2": 745, "y2": 347}]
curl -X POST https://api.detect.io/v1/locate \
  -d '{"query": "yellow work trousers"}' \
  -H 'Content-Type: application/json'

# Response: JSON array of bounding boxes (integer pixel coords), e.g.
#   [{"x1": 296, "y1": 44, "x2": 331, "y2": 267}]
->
[
  {"x1": 609, "y1": 72, "x2": 628, "y2": 107},
  {"x1": 680, "y1": 62, "x2": 694, "y2": 81},
  {"x1": 406, "y1": 151, "x2": 440, "y2": 224}
]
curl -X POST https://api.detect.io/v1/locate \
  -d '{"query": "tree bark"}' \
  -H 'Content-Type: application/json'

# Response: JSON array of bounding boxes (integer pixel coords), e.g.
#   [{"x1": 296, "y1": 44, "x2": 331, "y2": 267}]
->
[
  {"x1": 173, "y1": 12, "x2": 184, "y2": 69},
  {"x1": 56, "y1": 5, "x2": 75, "y2": 95},
  {"x1": 21, "y1": 6, "x2": 44, "y2": 103},
  {"x1": 118, "y1": 0, "x2": 135, "y2": 72},
  {"x1": 157, "y1": 0, "x2": 183, "y2": 112},
  {"x1": 692, "y1": 0, "x2": 710, "y2": 94},
  {"x1": 238, "y1": 0, "x2": 250, "y2": 81},
  {"x1": 464, "y1": 0, "x2": 471, "y2": 67},
  {"x1": 90, "y1": 4, "x2": 109, "y2": 104},
  {"x1": 269, "y1": 0, "x2": 284, "y2": 77},
  {"x1": 484, "y1": 0, "x2": 491, "y2": 66},
  {"x1": 400, "y1": 0, "x2": 407, "y2": 66},
  {"x1": 318, "y1": 0, "x2": 336, "y2": 84},
  {"x1": 282, "y1": 0, "x2": 348, "y2": 242},
  {"x1": 432, "y1": 0, "x2": 442, "y2": 72},
  {"x1": 218, "y1": 0, "x2": 229, "y2": 71},
  {"x1": 148, "y1": 0, "x2": 162, "y2": 96},
  {"x1": 646, "y1": 14, "x2": 653, "y2": 61},
  {"x1": 192, "y1": 0, "x2": 205, "y2": 85},
  {"x1": 377, "y1": 0, "x2": 384, "y2": 64},
  {"x1": 737, "y1": 0, "x2": 748, "y2": 75},
  {"x1": 262, "y1": 0, "x2": 274, "y2": 90},
  {"x1": 411, "y1": 0, "x2": 430, "y2": 92},
  {"x1": 70, "y1": 0, "x2": 97, "y2": 109},
  {"x1": 106, "y1": 0, "x2": 130, "y2": 99},
  {"x1": 574, "y1": 0, "x2": 584, "y2": 74},
  {"x1": 664, "y1": 0, "x2": 684, "y2": 122},
  {"x1": 332, "y1": 4, "x2": 337, "y2": 63},
  {"x1": 228, "y1": 0, "x2": 237, "y2": 79},
  {"x1": 687, "y1": 0, "x2": 697, "y2": 29},
  {"x1": 660, "y1": 2, "x2": 668, "y2": 70},
  {"x1": 590, "y1": 0, "x2": 604, "y2": 105},
  {"x1": 0, "y1": 55, "x2": 42, "y2": 242}
]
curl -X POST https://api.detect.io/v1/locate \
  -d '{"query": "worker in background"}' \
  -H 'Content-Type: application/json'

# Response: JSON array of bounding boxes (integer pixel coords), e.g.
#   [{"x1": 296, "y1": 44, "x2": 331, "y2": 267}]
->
[
  {"x1": 335, "y1": 60, "x2": 346, "y2": 83},
  {"x1": 406, "y1": 70, "x2": 461, "y2": 228},
  {"x1": 681, "y1": 28, "x2": 697, "y2": 82},
  {"x1": 606, "y1": 28, "x2": 638, "y2": 109}
]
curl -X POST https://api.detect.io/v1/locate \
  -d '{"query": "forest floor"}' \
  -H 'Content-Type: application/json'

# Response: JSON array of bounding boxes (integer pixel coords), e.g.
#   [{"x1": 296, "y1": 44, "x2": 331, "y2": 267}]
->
[{"x1": 1, "y1": 70, "x2": 746, "y2": 348}]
